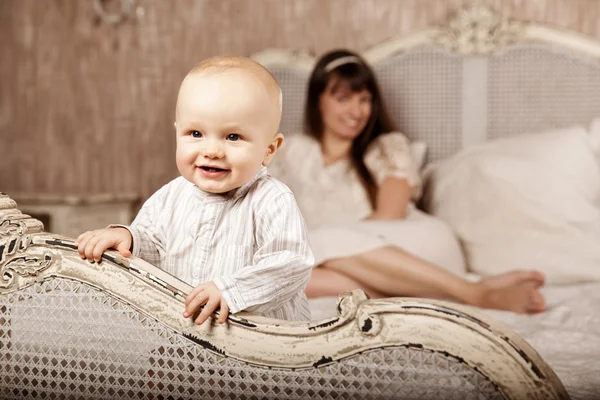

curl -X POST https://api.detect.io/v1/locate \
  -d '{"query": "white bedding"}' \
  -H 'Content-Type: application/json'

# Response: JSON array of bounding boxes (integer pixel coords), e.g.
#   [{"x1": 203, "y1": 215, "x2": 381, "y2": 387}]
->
[{"x1": 309, "y1": 282, "x2": 600, "y2": 400}]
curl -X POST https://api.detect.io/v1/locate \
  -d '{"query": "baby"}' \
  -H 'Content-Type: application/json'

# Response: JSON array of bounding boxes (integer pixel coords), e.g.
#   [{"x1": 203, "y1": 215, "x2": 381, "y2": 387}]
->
[{"x1": 76, "y1": 56, "x2": 314, "y2": 325}]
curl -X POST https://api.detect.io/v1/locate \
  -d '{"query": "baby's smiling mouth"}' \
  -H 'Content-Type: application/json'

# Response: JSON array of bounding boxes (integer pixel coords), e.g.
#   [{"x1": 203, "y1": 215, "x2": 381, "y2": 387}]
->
[{"x1": 198, "y1": 165, "x2": 229, "y2": 172}]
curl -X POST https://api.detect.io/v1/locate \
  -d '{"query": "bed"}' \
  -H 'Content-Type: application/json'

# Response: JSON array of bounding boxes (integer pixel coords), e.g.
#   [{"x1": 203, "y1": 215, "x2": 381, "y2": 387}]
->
[
  {"x1": 252, "y1": 5, "x2": 600, "y2": 400},
  {"x1": 2, "y1": 4, "x2": 598, "y2": 399}
]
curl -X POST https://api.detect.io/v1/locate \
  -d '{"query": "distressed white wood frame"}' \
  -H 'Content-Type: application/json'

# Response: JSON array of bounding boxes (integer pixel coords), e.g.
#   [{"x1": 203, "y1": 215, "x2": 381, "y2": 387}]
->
[{"x1": 0, "y1": 189, "x2": 568, "y2": 400}]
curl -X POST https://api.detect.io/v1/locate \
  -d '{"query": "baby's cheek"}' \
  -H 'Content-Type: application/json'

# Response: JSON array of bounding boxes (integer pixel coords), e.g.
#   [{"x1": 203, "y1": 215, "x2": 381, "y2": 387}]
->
[
  {"x1": 174, "y1": 152, "x2": 185, "y2": 169},
  {"x1": 230, "y1": 148, "x2": 256, "y2": 166},
  {"x1": 175, "y1": 148, "x2": 195, "y2": 176},
  {"x1": 176, "y1": 144, "x2": 194, "y2": 162}
]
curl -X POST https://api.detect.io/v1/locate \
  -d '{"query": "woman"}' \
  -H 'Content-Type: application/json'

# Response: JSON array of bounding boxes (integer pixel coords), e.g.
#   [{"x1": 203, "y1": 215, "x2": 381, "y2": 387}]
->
[{"x1": 269, "y1": 49, "x2": 545, "y2": 314}]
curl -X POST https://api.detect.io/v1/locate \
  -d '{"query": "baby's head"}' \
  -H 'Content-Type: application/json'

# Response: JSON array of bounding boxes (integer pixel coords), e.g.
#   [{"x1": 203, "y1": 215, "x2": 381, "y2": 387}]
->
[{"x1": 175, "y1": 56, "x2": 283, "y2": 194}]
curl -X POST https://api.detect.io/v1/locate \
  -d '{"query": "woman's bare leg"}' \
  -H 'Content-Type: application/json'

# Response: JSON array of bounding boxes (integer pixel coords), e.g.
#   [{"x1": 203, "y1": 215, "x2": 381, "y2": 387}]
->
[
  {"x1": 315, "y1": 246, "x2": 545, "y2": 314},
  {"x1": 306, "y1": 267, "x2": 386, "y2": 299}
]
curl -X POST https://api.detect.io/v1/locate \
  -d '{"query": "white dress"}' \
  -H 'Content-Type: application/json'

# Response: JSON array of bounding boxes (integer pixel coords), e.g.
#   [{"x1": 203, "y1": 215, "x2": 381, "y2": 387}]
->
[{"x1": 268, "y1": 132, "x2": 466, "y2": 275}]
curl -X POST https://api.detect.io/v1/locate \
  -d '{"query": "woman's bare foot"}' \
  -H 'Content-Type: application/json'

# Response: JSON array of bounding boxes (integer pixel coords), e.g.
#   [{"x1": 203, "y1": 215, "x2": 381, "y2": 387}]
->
[{"x1": 472, "y1": 270, "x2": 546, "y2": 314}]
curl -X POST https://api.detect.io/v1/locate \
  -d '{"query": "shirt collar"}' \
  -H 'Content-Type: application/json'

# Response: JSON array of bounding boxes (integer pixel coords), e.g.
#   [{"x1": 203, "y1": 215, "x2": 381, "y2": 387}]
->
[{"x1": 191, "y1": 166, "x2": 267, "y2": 204}]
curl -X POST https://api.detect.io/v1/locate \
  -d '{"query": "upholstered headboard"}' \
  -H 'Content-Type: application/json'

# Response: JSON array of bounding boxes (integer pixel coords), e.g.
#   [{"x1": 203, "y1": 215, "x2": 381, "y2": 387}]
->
[{"x1": 252, "y1": 6, "x2": 600, "y2": 163}]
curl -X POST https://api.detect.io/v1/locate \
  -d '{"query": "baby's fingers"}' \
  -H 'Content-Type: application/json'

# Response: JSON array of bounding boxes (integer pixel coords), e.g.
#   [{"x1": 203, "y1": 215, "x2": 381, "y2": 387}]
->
[
  {"x1": 75, "y1": 231, "x2": 92, "y2": 245},
  {"x1": 92, "y1": 239, "x2": 115, "y2": 262},
  {"x1": 217, "y1": 299, "x2": 229, "y2": 324},
  {"x1": 115, "y1": 241, "x2": 132, "y2": 258},
  {"x1": 76, "y1": 231, "x2": 95, "y2": 258},
  {"x1": 195, "y1": 298, "x2": 219, "y2": 326},
  {"x1": 184, "y1": 290, "x2": 208, "y2": 318},
  {"x1": 185, "y1": 286, "x2": 205, "y2": 308},
  {"x1": 81, "y1": 234, "x2": 101, "y2": 261},
  {"x1": 83, "y1": 235, "x2": 104, "y2": 262}
]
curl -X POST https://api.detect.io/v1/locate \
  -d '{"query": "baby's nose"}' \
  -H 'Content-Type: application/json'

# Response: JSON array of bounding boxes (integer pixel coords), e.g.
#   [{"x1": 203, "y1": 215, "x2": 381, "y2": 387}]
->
[{"x1": 202, "y1": 142, "x2": 225, "y2": 158}]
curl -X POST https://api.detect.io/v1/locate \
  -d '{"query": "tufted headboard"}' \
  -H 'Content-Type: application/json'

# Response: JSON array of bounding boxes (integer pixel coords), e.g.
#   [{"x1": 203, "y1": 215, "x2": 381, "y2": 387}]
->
[{"x1": 252, "y1": 6, "x2": 600, "y2": 164}]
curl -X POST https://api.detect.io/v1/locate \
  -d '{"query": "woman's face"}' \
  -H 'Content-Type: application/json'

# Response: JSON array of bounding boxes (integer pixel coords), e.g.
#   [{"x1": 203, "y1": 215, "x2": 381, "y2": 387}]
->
[{"x1": 319, "y1": 81, "x2": 372, "y2": 142}]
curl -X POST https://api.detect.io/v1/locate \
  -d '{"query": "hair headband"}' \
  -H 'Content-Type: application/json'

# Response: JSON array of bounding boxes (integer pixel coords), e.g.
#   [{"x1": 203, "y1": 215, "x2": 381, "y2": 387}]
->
[{"x1": 323, "y1": 55, "x2": 362, "y2": 72}]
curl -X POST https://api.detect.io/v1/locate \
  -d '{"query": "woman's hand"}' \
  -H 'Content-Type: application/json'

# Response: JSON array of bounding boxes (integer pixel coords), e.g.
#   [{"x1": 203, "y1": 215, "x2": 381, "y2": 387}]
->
[{"x1": 367, "y1": 176, "x2": 412, "y2": 220}]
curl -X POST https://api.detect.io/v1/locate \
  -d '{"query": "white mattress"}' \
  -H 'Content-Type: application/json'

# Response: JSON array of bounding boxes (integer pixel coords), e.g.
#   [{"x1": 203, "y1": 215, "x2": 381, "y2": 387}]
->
[{"x1": 309, "y1": 282, "x2": 600, "y2": 400}]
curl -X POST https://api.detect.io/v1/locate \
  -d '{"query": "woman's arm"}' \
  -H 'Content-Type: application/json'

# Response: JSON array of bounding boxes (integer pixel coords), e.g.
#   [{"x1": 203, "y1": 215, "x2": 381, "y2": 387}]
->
[
  {"x1": 365, "y1": 176, "x2": 412, "y2": 220},
  {"x1": 363, "y1": 133, "x2": 422, "y2": 221}
]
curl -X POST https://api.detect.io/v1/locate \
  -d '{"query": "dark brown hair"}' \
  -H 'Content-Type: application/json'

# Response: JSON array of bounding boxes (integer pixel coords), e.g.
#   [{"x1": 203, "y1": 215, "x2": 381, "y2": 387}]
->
[{"x1": 304, "y1": 49, "x2": 396, "y2": 209}]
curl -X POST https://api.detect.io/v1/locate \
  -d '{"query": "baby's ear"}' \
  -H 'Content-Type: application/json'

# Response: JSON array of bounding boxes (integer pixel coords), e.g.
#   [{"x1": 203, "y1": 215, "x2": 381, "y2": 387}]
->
[{"x1": 262, "y1": 133, "x2": 284, "y2": 166}]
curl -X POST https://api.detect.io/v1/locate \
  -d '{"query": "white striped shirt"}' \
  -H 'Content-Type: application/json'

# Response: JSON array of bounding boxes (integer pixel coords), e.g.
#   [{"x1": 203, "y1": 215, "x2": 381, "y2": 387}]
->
[{"x1": 127, "y1": 167, "x2": 314, "y2": 320}]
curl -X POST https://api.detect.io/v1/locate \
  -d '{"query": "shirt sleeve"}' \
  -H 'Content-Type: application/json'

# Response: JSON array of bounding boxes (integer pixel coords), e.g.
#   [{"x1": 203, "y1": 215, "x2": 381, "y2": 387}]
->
[
  {"x1": 212, "y1": 192, "x2": 314, "y2": 315},
  {"x1": 112, "y1": 186, "x2": 167, "y2": 267},
  {"x1": 364, "y1": 132, "x2": 422, "y2": 198}
]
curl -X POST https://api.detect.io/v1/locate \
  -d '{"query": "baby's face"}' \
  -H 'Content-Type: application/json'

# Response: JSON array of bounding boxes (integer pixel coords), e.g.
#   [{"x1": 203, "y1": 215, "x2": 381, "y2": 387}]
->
[{"x1": 175, "y1": 69, "x2": 281, "y2": 194}]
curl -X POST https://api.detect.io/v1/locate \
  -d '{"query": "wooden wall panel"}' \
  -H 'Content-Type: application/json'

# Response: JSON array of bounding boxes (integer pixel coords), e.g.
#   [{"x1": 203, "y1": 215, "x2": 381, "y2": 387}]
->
[{"x1": 1, "y1": 0, "x2": 599, "y2": 200}]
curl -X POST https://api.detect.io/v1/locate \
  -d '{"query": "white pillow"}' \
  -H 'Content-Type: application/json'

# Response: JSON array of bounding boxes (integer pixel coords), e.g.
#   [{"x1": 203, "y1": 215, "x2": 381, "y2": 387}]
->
[
  {"x1": 590, "y1": 118, "x2": 600, "y2": 169},
  {"x1": 422, "y1": 124, "x2": 600, "y2": 284}
]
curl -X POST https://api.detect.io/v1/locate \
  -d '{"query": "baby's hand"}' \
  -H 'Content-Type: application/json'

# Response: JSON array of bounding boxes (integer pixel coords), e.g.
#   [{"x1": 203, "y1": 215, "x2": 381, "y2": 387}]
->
[
  {"x1": 75, "y1": 227, "x2": 133, "y2": 262},
  {"x1": 184, "y1": 281, "x2": 230, "y2": 325}
]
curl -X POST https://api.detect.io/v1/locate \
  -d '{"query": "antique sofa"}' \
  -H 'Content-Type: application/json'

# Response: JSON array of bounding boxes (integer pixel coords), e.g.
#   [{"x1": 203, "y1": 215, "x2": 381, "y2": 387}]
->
[{"x1": 0, "y1": 192, "x2": 567, "y2": 399}]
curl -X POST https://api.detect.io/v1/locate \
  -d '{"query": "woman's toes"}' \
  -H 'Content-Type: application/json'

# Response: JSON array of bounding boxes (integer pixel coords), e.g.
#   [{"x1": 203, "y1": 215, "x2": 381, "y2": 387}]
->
[
  {"x1": 526, "y1": 270, "x2": 545, "y2": 286},
  {"x1": 529, "y1": 291, "x2": 546, "y2": 313}
]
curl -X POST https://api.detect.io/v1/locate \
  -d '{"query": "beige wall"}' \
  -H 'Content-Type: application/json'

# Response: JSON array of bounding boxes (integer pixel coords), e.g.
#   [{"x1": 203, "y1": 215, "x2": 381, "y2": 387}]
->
[{"x1": 2, "y1": 0, "x2": 599, "y2": 200}]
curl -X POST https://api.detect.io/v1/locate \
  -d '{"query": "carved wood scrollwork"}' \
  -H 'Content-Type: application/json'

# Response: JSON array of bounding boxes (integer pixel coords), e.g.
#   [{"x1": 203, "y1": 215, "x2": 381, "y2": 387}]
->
[
  {"x1": 0, "y1": 193, "x2": 53, "y2": 290},
  {"x1": 435, "y1": 5, "x2": 524, "y2": 55}
]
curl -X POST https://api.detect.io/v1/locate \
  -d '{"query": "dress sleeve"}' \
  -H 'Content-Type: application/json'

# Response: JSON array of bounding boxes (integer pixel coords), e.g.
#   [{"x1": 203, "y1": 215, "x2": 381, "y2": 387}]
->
[{"x1": 364, "y1": 132, "x2": 422, "y2": 197}]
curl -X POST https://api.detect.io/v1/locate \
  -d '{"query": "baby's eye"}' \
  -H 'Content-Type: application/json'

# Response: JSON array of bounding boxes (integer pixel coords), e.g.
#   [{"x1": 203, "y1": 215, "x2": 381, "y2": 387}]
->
[
  {"x1": 190, "y1": 130, "x2": 202, "y2": 138},
  {"x1": 227, "y1": 133, "x2": 240, "y2": 141}
]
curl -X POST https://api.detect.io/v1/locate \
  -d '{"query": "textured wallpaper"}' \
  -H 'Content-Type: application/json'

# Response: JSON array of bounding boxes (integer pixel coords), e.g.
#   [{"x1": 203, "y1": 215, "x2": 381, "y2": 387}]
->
[{"x1": 1, "y1": 0, "x2": 598, "y2": 197}]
